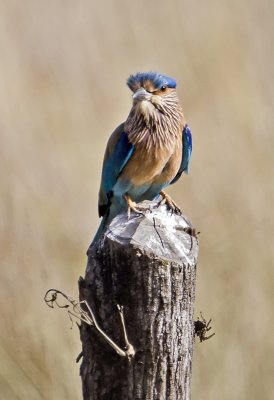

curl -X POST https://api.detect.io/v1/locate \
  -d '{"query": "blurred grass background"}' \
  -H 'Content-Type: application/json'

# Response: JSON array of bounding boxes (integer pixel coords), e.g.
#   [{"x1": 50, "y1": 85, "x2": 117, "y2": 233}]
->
[{"x1": 0, "y1": 1, "x2": 273, "y2": 399}]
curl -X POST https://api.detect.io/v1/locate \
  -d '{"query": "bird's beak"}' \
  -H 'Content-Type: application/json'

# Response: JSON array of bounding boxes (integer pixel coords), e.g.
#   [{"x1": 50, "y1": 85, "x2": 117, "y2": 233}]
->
[{"x1": 132, "y1": 87, "x2": 151, "y2": 102}]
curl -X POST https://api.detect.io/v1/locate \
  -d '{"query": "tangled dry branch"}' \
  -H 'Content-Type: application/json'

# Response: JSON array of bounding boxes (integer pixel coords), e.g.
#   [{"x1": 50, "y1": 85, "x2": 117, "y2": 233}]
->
[{"x1": 44, "y1": 289, "x2": 135, "y2": 359}]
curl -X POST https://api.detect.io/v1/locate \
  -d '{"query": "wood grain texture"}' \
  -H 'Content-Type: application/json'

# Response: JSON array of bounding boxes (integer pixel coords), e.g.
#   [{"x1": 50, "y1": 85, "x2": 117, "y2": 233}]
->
[{"x1": 79, "y1": 202, "x2": 198, "y2": 400}]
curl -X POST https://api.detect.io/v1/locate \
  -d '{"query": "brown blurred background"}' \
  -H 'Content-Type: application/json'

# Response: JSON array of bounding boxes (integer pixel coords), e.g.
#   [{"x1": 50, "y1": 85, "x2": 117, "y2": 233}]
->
[{"x1": 0, "y1": 1, "x2": 273, "y2": 399}]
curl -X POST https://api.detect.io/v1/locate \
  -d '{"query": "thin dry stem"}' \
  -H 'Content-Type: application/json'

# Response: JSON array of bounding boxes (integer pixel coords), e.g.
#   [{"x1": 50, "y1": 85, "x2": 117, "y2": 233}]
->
[{"x1": 44, "y1": 289, "x2": 135, "y2": 358}]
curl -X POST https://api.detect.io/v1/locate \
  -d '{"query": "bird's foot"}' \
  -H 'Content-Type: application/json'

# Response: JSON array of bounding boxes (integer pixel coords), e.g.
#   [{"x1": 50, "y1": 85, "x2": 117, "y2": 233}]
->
[
  {"x1": 159, "y1": 191, "x2": 182, "y2": 215},
  {"x1": 124, "y1": 195, "x2": 147, "y2": 220}
]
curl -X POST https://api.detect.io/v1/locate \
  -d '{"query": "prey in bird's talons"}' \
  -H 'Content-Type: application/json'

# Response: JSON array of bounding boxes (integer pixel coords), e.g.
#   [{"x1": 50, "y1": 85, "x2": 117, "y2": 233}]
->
[
  {"x1": 124, "y1": 194, "x2": 148, "y2": 220},
  {"x1": 194, "y1": 312, "x2": 215, "y2": 342},
  {"x1": 159, "y1": 190, "x2": 182, "y2": 215}
]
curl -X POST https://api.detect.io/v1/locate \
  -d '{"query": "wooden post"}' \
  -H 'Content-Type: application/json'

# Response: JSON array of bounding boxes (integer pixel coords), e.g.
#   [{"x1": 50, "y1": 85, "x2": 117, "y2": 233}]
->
[{"x1": 79, "y1": 202, "x2": 198, "y2": 400}]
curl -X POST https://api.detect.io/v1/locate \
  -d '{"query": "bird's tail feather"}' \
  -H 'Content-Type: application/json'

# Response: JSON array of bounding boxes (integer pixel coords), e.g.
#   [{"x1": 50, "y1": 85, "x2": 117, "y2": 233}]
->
[
  {"x1": 90, "y1": 201, "x2": 124, "y2": 247},
  {"x1": 91, "y1": 213, "x2": 109, "y2": 246}
]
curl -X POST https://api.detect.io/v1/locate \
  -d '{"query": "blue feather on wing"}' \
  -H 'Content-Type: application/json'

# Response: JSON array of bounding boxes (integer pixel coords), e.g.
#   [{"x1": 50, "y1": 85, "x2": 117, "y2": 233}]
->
[
  {"x1": 181, "y1": 124, "x2": 192, "y2": 174},
  {"x1": 99, "y1": 132, "x2": 134, "y2": 216},
  {"x1": 170, "y1": 124, "x2": 192, "y2": 185}
]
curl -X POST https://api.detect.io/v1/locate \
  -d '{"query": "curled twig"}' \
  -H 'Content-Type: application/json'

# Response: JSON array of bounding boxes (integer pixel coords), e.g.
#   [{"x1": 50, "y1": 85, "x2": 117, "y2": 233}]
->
[
  {"x1": 117, "y1": 305, "x2": 135, "y2": 359},
  {"x1": 44, "y1": 289, "x2": 135, "y2": 359}
]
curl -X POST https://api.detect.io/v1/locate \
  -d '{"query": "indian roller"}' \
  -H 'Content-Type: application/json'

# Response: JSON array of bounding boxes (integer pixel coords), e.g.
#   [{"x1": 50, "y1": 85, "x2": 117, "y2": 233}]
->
[{"x1": 92, "y1": 72, "x2": 192, "y2": 245}]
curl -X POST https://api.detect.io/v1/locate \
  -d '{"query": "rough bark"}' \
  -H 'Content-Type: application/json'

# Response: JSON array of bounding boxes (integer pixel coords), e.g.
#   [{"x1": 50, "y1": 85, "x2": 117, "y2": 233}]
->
[{"x1": 79, "y1": 202, "x2": 198, "y2": 400}]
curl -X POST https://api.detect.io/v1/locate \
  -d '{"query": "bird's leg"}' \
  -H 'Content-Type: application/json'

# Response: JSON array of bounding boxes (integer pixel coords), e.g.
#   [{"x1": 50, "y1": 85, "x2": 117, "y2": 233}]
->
[
  {"x1": 124, "y1": 194, "x2": 147, "y2": 219},
  {"x1": 159, "y1": 191, "x2": 182, "y2": 215}
]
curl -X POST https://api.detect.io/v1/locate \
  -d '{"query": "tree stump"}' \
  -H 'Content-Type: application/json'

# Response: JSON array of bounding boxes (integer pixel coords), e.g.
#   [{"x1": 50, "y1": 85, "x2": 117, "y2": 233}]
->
[{"x1": 79, "y1": 202, "x2": 198, "y2": 400}]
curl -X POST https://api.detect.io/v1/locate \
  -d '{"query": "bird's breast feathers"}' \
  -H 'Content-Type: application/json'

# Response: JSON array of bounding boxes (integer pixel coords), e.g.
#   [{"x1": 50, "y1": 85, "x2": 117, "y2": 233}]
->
[{"x1": 120, "y1": 136, "x2": 182, "y2": 187}]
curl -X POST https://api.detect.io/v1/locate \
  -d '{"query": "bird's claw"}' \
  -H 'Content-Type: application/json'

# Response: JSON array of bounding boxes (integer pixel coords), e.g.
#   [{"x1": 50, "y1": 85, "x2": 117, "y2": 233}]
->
[
  {"x1": 124, "y1": 195, "x2": 147, "y2": 220},
  {"x1": 159, "y1": 191, "x2": 182, "y2": 215}
]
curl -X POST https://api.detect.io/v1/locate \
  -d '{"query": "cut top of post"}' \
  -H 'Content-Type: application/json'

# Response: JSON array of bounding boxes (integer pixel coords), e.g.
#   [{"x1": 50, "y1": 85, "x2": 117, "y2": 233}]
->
[{"x1": 99, "y1": 201, "x2": 199, "y2": 265}]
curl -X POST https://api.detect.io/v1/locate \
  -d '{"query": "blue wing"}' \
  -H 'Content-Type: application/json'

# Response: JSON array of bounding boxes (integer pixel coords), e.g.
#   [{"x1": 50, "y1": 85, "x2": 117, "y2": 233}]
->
[
  {"x1": 98, "y1": 124, "x2": 134, "y2": 217},
  {"x1": 170, "y1": 124, "x2": 192, "y2": 185}
]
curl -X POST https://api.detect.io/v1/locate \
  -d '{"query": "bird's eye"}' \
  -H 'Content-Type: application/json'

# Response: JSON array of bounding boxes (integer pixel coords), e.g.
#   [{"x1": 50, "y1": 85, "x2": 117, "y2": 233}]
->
[{"x1": 161, "y1": 85, "x2": 167, "y2": 91}]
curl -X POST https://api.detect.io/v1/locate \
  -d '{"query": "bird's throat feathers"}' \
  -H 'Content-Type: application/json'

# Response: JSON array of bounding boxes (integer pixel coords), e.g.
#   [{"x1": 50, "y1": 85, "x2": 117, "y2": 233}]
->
[{"x1": 125, "y1": 95, "x2": 184, "y2": 151}]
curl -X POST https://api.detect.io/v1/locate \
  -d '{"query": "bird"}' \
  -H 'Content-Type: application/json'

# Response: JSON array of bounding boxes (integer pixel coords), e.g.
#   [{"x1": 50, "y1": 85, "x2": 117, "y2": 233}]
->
[{"x1": 92, "y1": 72, "x2": 192, "y2": 245}]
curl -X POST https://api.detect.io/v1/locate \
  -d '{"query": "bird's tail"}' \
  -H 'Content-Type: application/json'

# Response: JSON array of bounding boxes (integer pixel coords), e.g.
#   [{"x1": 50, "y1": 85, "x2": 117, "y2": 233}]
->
[
  {"x1": 90, "y1": 201, "x2": 124, "y2": 248},
  {"x1": 90, "y1": 213, "x2": 109, "y2": 247}
]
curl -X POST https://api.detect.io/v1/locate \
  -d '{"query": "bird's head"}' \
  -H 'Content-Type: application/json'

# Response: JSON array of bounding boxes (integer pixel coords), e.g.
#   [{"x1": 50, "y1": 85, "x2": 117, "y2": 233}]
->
[
  {"x1": 127, "y1": 72, "x2": 180, "y2": 121},
  {"x1": 127, "y1": 72, "x2": 176, "y2": 95}
]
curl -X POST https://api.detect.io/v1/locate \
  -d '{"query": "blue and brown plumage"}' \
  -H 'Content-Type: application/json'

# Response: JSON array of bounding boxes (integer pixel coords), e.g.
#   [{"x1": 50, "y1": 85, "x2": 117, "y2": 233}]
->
[{"x1": 92, "y1": 72, "x2": 192, "y2": 244}]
